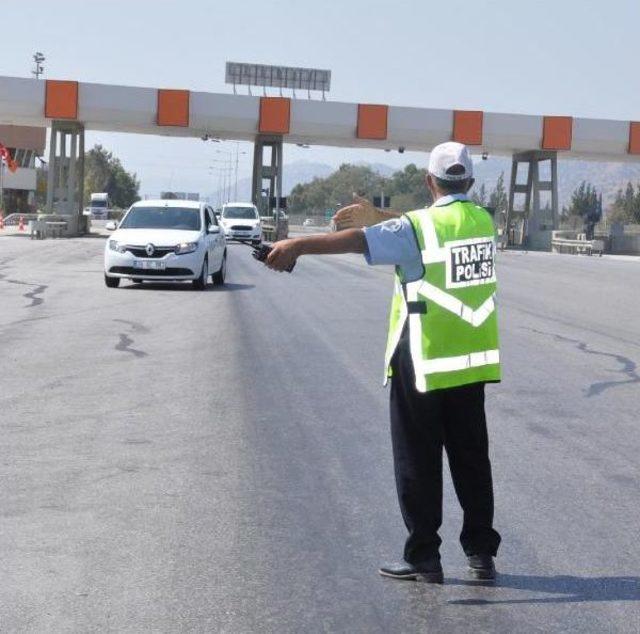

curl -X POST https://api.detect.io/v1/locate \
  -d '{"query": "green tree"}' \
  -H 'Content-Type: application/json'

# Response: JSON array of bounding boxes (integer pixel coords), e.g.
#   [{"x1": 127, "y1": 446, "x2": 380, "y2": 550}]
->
[
  {"x1": 386, "y1": 164, "x2": 432, "y2": 211},
  {"x1": 609, "y1": 181, "x2": 640, "y2": 223},
  {"x1": 471, "y1": 182, "x2": 487, "y2": 206},
  {"x1": 565, "y1": 181, "x2": 601, "y2": 222},
  {"x1": 288, "y1": 164, "x2": 386, "y2": 215},
  {"x1": 487, "y1": 172, "x2": 508, "y2": 215},
  {"x1": 624, "y1": 182, "x2": 635, "y2": 216},
  {"x1": 288, "y1": 162, "x2": 434, "y2": 216},
  {"x1": 84, "y1": 144, "x2": 140, "y2": 208}
]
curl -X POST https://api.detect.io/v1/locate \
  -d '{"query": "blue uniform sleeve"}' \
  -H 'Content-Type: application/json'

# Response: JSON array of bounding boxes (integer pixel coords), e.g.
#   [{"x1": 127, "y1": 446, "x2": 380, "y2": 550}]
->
[{"x1": 363, "y1": 216, "x2": 423, "y2": 282}]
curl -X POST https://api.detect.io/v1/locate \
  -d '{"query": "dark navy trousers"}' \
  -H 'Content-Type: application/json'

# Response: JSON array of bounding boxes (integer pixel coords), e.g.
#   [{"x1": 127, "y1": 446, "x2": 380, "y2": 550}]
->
[{"x1": 389, "y1": 334, "x2": 501, "y2": 564}]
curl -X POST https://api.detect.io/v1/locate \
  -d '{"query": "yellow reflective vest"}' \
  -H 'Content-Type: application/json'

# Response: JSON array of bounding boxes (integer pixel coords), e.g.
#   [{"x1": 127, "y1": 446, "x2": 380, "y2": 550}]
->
[{"x1": 384, "y1": 199, "x2": 501, "y2": 392}]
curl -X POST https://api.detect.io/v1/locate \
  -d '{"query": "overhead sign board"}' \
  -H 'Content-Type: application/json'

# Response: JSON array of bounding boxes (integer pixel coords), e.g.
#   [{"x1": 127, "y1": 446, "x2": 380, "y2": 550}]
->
[
  {"x1": 161, "y1": 191, "x2": 200, "y2": 201},
  {"x1": 226, "y1": 62, "x2": 331, "y2": 93}
]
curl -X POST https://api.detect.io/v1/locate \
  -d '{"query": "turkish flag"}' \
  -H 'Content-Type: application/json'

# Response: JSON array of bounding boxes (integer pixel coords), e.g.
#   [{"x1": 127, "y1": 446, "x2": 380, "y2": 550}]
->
[{"x1": 0, "y1": 143, "x2": 18, "y2": 172}]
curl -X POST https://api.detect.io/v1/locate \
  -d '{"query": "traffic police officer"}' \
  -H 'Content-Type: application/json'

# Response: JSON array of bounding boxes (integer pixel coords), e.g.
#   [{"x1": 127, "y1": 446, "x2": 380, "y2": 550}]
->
[{"x1": 265, "y1": 142, "x2": 501, "y2": 583}]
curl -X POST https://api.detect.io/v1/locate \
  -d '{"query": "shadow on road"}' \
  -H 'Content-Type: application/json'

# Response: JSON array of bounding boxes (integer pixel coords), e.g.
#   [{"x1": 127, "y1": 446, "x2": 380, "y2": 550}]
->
[
  {"x1": 120, "y1": 282, "x2": 255, "y2": 292},
  {"x1": 447, "y1": 574, "x2": 640, "y2": 605},
  {"x1": 528, "y1": 328, "x2": 640, "y2": 396}
]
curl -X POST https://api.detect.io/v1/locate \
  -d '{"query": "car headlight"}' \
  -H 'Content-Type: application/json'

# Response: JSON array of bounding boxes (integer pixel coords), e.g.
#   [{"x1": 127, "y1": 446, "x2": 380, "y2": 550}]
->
[
  {"x1": 108, "y1": 240, "x2": 127, "y2": 253},
  {"x1": 175, "y1": 241, "x2": 199, "y2": 254}
]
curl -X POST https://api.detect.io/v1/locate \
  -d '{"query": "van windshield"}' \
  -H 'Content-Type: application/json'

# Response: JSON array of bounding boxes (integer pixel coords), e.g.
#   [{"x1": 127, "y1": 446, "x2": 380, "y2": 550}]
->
[
  {"x1": 222, "y1": 206, "x2": 258, "y2": 219},
  {"x1": 91, "y1": 200, "x2": 107, "y2": 208},
  {"x1": 120, "y1": 206, "x2": 201, "y2": 230}
]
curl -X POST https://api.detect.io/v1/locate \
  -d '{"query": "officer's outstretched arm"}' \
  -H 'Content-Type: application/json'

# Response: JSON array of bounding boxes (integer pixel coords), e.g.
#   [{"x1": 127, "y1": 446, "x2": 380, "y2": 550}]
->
[{"x1": 265, "y1": 229, "x2": 366, "y2": 272}]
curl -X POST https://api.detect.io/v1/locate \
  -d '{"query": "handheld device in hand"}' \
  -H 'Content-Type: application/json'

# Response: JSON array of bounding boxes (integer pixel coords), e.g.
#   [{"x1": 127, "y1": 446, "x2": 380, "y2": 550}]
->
[{"x1": 252, "y1": 242, "x2": 296, "y2": 273}]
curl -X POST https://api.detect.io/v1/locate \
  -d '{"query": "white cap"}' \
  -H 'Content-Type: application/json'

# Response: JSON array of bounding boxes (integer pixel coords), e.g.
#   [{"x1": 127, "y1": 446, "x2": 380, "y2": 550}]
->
[{"x1": 428, "y1": 142, "x2": 473, "y2": 181}]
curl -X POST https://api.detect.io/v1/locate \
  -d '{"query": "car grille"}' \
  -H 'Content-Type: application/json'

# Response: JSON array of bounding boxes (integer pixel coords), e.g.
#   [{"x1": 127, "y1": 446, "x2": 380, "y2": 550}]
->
[
  {"x1": 230, "y1": 225, "x2": 252, "y2": 231},
  {"x1": 109, "y1": 266, "x2": 193, "y2": 276},
  {"x1": 125, "y1": 245, "x2": 175, "y2": 258}
]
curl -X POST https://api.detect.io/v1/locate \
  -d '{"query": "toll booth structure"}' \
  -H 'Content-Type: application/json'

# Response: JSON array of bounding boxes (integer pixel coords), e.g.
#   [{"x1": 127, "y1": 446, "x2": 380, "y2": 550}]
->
[
  {"x1": 3, "y1": 76, "x2": 640, "y2": 242},
  {"x1": 46, "y1": 120, "x2": 86, "y2": 234},
  {"x1": 251, "y1": 135, "x2": 286, "y2": 241},
  {"x1": 506, "y1": 150, "x2": 559, "y2": 250}
]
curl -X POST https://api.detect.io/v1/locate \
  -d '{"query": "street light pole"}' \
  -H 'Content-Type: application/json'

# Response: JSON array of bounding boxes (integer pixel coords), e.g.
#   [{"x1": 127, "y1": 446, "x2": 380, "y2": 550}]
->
[
  {"x1": 233, "y1": 142, "x2": 247, "y2": 201},
  {"x1": 31, "y1": 52, "x2": 45, "y2": 79},
  {"x1": 224, "y1": 159, "x2": 230, "y2": 204},
  {"x1": 214, "y1": 148, "x2": 236, "y2": 203},
  {"x1": 235, "y1": 142, "x2": 239, "y2": 200}
]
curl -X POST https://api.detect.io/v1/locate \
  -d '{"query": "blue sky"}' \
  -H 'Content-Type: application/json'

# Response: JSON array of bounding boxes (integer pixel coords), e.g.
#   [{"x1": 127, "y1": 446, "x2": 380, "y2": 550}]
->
[{"x1": 1, "y1": 0, "x2": 638, "y2": 196}]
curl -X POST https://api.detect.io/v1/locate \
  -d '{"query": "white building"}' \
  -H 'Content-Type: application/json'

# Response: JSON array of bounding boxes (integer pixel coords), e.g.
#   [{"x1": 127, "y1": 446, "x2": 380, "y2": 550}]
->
[{"x1": 0, "y1": 125, "x2": 46, "y2": 215}]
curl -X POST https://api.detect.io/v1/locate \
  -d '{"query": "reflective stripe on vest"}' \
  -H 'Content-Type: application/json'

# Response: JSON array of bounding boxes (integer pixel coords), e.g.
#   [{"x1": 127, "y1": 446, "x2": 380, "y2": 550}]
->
[
  {"x1": 417, "y1": 212, "x2": 446, "y2": 263},
  {"x1": 383, "y1": 276, "x2": 408, "y2": 371},
  {"x1": 417, "y1": 281, "x2": 496, "y2": 327},
  {"x1": 416, "y1": 349, "x2": 500, "y2": 375},
  {"x1": 406, "y1": 280, "x2": 427, "y2": 392}
]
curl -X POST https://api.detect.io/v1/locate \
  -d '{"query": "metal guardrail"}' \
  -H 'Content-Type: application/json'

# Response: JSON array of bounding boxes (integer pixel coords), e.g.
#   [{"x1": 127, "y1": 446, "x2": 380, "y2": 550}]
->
[
  {"x1": 27, "y1": 219, "x2": 69, "y2": 239},
  {"x1": 551, "y1": 231, "x2": 604, "y2": 256},
  {"x1": 3, "y1": 213, "x2": 39, "y2": 226}
]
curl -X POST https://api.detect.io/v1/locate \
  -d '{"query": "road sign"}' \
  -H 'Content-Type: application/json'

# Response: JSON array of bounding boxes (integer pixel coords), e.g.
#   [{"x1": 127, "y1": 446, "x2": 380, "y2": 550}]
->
[{"x1": 226, "y1": 62, "x2": 331, "y2": 93}]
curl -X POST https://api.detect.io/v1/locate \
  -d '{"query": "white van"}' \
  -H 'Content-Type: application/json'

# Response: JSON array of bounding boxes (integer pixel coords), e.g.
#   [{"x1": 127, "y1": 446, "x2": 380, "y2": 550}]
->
[{"x1": 219, "y1": 202, "x2": 262, "y2": 245}]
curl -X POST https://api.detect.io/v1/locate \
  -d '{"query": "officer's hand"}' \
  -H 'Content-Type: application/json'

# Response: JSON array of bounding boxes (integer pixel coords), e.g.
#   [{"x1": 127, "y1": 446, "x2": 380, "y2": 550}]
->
[
  {"x1": 332, "y1": 194, "x2": 383, "y2": 230},
  {"x1": 266, "y1": 239, "x2": 299, "y2": 272}
]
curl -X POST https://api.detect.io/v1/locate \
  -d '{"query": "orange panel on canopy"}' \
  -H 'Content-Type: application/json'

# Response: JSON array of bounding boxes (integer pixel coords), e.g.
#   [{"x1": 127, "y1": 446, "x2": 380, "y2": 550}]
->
[
  {"x1": 542, "y1": 116, "x2": 573, "y2": 151},
  {"x1": 357, "y1": 104, "x2": 388, "y2": 140},
  {"x1": 628, "y1": 122, "x2": 640, "y2": 154},
  {"x1": 453, "y1": 111, "x2": 483, "y2": 145},
  {"x1": 45, "y1": 80, "x2": 78, "y2": 119},
  {"x1": 259, "y1": 97, "x2": 291, "y2": 134},
  {"x1": 157, "y1": 89, "x2": 190, "y2": 127}
]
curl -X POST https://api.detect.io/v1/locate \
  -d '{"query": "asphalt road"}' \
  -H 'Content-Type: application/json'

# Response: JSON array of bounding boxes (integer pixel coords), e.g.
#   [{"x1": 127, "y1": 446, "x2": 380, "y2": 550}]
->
[{"x1": 1, "y1": 234, "x2": 639, "y2": 633}]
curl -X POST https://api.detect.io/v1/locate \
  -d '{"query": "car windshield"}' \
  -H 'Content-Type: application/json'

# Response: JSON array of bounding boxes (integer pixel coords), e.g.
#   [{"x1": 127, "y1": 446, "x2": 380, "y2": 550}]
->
[
  {"x1": 222, "y1": 206, "x2": 258, "y2": 219},
  {"x1": 120, "y1": 206, "x2": 201, "y2": 230}
]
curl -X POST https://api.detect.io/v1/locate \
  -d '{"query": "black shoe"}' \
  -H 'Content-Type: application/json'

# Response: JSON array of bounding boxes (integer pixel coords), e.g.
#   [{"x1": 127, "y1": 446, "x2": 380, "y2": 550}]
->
[
  {"x1": 467, "y1": 554, "x2": 496, "y2": 580},
  {"x1": 378, "y1": 559, "x2": 444, "y2": 584}
]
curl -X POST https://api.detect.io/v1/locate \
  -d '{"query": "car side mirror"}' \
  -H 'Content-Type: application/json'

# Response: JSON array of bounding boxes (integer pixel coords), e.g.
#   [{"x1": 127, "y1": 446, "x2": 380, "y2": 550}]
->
[
  {"x1": 208, "y1": 225, "x2": 220, "y2": 234},
  {"x1": 105, "y1": 221, "x2": 117, "y2": 231}
]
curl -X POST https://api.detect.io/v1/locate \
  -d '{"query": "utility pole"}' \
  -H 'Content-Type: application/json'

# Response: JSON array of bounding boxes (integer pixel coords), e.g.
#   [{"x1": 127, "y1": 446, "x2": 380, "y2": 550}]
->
[
  {"x1": 32, "y1": 52, "x2": 45, "y2": 79},
  {"x1": 215, "y1": 149, "x2": 233, "y2": 203},
  {"x1": 233, "y1": 142, "x2": 247, "y2": 201},
  {"x1": 234, "y1": 142, "x2": 239, "y2": 200},
  {"x1": 0, "y1": 159, "x2": 4, "y2": 214}
]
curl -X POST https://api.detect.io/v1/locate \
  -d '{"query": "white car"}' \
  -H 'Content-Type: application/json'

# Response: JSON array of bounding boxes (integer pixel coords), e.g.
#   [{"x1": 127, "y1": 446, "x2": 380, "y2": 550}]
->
[
  {"x1": 220, "y1": 202, "x2": 262, "y2": 245},
  {"x1": 104, "y1": 200, "x2": 226, "y2": 289}
]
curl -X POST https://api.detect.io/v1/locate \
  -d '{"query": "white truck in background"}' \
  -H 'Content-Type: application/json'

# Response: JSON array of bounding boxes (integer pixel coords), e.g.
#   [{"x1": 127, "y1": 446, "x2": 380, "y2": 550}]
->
[{"x1": 87, "y1": 192, "x2": 111, "y2": 219}]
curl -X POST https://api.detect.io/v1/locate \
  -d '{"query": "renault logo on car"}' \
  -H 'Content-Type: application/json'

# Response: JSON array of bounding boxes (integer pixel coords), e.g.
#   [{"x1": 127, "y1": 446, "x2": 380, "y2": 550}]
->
[{"x1": 145, "y1": 243, "x2": 155, "y2": 257}]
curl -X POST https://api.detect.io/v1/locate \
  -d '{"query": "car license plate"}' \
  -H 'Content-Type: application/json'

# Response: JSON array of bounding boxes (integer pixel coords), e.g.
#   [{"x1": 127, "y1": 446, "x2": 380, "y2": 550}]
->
[{"x1": 134, "y1": 260, "x2": 166, "y2": 270}]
